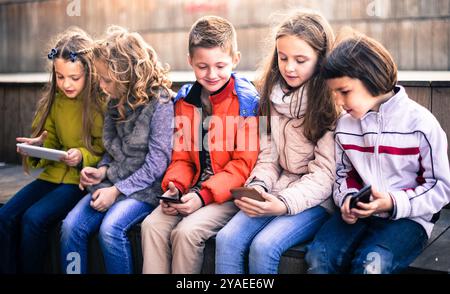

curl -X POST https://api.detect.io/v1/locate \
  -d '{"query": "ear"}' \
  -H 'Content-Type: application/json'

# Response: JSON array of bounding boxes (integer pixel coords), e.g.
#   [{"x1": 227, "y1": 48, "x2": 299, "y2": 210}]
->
[
  {"x1": 187, "y1": 53, "x2": 193, "y2": 67},
  {"x1": 232, "y1": 51, "x2": 241, "y2": 69}
]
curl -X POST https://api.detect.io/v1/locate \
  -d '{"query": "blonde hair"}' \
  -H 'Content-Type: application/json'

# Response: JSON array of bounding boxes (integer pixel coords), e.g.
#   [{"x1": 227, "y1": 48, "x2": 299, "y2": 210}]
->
[
  {"x1": 188, "y1": 15, "x2": 238, "y2": 57},
  {"x1": 257, "y1": 10, "x2": 338, "y2": 143},
  {"x1": 94, "y1": 25, "x2": 172, "y2": 121},
  {"x1": 25, "y1": 27, "x2": 104, "y2": 172}
]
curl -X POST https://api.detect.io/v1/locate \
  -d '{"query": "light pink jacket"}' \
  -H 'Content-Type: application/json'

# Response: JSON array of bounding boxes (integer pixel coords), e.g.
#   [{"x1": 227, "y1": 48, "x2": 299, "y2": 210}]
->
[{"x1": 245, "y1": 84, "x2": 336, "y2": 214}]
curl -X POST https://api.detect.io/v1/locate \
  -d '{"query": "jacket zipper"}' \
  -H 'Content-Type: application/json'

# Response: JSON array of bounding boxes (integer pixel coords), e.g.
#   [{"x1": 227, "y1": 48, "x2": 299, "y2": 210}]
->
[{"x1": 375, "y1": 113, "x2": 384, "y2": 190}]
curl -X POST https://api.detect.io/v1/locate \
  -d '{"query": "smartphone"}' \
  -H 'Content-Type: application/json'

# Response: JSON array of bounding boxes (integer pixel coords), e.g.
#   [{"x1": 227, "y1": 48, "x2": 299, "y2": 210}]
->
[
  {"x1": 156, "y1": 194, "x2": 182, "y2": 203},
  {"x1": 230, "y1": 187, "x2": 265, "y2": 202},
  {"x1": 349, "y1": 185, "x2": 372, "y2": 209}
]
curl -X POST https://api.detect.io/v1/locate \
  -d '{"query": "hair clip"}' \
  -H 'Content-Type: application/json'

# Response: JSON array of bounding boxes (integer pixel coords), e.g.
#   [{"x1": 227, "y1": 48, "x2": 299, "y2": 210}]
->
[
  {"x1": 47, "y1": 48, "x2": 58, "y2": 60},
  {"x1": 69, "y1": 51, "x2": 78, "y2": 62}
]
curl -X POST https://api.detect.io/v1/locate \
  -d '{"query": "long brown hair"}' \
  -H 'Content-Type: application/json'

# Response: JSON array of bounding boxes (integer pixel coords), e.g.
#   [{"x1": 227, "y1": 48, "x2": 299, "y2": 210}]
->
[
  {"x1": 25, "y1": 27, "x2": 104, "y2": 171},
  {"x1": 257, "y1": 10, "x2": 338, "y2": 143},
  {"x1": 94, "y1": 26, "x2": 172, "y2": 121}
]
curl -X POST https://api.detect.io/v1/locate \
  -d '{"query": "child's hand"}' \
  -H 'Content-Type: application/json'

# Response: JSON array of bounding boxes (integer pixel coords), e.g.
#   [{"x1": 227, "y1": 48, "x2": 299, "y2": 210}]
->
[
  {"x1": 248, "y1": 185, "x2": 266, "y2": 195},
  {"x1": 90, "y1": 186, "x2": 120, "y2": 212},
  {"x1": 169, "y1": 192, "x2": 203, "y2": 216},
  {"x1": 79, "y1": 166, "x2": 107, "y2": 190},
  {"x1": 162, "y1": 181, "x2": 179, "y2": 198},
  {"x1": 61, "y1": 148, "x2": 82, "y2": 167},
  {"x1": 351, "y1": 187, "x2": 393, "y2": 218},
  {"x1": 235, "y1": 191, "x2": 287, "y2": 217},
  {"x1": 16, "y1": 131, "x2": 48, "y2": 155},
  {"x1": 341, "y1": 196, "x2": 358, "y2": 224},
  {"x1": 160, "y1": 201, "x2": 179, "y2": 216}
]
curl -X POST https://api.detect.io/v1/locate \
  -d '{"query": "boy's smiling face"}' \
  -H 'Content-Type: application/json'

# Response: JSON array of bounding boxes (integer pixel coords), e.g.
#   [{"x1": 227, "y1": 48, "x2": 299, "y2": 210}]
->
[{"x1": 188, "y1": 46, "x2": 240, "y2": 94}]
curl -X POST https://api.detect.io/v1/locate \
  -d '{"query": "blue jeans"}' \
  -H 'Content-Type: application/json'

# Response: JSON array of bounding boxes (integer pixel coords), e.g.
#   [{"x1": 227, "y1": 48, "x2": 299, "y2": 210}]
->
[
  {"x1": 60, "y1": 194, "x2": 154, "y2": 274},
  {"x1": 305, "y1": 211, "x2": 428, "y2": 274},
  {"x1": 0, "y1": 179, "x2": 85, "y2": 273},
  {"x1": 215, "y1": 205, "x2": 329, "y2": 274}
]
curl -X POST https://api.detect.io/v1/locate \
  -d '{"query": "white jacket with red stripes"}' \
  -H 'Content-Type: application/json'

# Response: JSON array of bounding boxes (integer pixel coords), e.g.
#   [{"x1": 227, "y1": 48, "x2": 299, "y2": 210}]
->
[{"x1": 334, "y1": 85, "x2": 450, "y2": 237}]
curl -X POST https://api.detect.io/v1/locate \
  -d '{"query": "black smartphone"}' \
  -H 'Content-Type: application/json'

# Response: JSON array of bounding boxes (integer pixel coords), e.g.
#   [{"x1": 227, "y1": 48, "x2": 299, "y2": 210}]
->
[
  {"x1": 156, "y1": 194, "x2": 182, "y2": 203},
  {"x1": 349, "y1": 185, "x2": 372, "y2": 209}
]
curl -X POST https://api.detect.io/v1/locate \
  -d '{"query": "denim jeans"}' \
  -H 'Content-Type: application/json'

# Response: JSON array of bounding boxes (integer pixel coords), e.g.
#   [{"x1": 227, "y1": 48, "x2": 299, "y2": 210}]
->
[
  {"x1": 305, "y1": 211, "x2": 428, "y2": 274},
  {"x1": 0, "y1": 179, "x2": 85, "y2": 273},
  {"x1": 60, "y1": 194, "x2": 153, "y2": 274},
  {"x1": 215, "y1": 205, "x2": 329, "y2": 274}
]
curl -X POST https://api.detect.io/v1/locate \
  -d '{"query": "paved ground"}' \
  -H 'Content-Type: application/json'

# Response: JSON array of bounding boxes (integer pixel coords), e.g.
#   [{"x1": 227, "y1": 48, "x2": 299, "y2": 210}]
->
[{"x1": 0, "y1": 164, "x2": 36, "y2": 203}]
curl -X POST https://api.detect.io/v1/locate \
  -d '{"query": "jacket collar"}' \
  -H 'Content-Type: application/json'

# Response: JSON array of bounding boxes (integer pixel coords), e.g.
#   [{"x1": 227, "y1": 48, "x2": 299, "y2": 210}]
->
[
  {"x1": 361, "y1": 85, "x2": 406, "y2": 120},
  {"x1": 175, "y1": 72, "x2": 260, "y2": 117}
]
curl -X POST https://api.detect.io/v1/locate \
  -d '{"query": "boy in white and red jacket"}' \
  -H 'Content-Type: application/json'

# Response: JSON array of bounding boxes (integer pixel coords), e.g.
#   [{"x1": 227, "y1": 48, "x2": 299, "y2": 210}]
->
[{"x1": 305, "y1": 33, "x2": 450, "y2": 274}]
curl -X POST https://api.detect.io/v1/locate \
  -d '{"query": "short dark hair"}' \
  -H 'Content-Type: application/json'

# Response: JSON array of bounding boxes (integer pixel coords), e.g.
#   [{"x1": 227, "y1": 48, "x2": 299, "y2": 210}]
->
[
  {"x1": 188, "y1": 15, "x2": 237, "y2": 57},
  {"x1": 322, "y1": 33, "x2": 397, "y2": 96}
]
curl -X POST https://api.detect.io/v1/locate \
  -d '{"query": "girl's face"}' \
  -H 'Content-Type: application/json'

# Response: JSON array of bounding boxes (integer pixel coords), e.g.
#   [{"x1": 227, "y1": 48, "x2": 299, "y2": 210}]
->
[
  {"x1": 95, "y1": 60, "x2": 120, "y2": 98},
  {"x1": 188, "y1": 46, "x2": 240, "y2": 94},
  {"x1": 276, "y1": 35, "x2": 318, "y2": 88},
  {"x1": 54, "y1": 58, "x2": 86, "y2": 99},
  {"x1": 327, "y1": 76, "x2": 388, "y2": 119}
]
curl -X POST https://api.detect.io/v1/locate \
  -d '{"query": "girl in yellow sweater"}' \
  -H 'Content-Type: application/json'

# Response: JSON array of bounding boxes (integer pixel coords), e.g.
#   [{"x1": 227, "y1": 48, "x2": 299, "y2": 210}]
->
[{"x1": 0, "y1": 27, "x2": 105, "y2": 273}]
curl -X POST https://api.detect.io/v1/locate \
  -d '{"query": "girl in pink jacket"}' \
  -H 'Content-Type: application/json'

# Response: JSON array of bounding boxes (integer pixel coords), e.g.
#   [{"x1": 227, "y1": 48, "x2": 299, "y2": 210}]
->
[{"x1": 215, "y1": 10, "x2": 338, "y2": 274}]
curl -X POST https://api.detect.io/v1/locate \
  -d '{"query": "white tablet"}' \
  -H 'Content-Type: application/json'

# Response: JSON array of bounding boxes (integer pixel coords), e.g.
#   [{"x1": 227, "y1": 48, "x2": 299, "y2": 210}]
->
[{"x1": 16, "y1": 143, "x2": 68, "y2": 162}]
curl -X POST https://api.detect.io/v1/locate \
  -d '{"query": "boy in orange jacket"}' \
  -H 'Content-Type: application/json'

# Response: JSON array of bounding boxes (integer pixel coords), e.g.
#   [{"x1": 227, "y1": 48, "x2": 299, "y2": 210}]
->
[{"x1": 140, "y1": 15, "x2": 260, "y2": 274}]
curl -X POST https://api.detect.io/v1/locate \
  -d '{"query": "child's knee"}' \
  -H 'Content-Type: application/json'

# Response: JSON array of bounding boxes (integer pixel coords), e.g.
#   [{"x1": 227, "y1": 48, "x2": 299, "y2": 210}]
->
[
  {"x1": 215, "y1": 225, "x2": 237, "y2": 247},
  {"x1": 351, "y1": 245, "x2": 394, "y2": 274},
  {"x1": 170, "y1": 223, "x2": 201, "y2": 245}
]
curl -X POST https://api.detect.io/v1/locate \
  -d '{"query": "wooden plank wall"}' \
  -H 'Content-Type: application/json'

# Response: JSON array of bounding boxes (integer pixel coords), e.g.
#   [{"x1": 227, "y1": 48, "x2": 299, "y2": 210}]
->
[
  {"x1": 1, "y1": 81, "x2": 449, "y2": 163},
  {"x1": 0, "y1": 0, "x2": 449, "y2": 72}
]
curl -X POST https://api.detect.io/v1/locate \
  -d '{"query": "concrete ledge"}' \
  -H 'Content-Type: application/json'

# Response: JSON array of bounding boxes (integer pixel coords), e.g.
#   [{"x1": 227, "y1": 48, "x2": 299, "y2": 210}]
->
[{"x1": 1, "y1": 71, "x2": 449, "y2": 87}]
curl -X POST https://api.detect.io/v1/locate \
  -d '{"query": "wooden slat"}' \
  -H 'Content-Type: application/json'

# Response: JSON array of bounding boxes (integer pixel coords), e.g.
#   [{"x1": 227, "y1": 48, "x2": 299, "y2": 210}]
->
[
  {"x1": 415, "y1": 20, "x2": 433, "y2": 70},
  {"x1": 0, "y1": 86, "x2": 5, "y2": 161},
  {"x1": 383, "y1": 21, "x2": 400, "y2": 68},
  {"x1": 19, "y1": 86, "x2": 39, "y2": 139},
  {"x1": 402, "y1": 86, "x2": 431, "y2": 110},
  {"x1": 398, "y1": 21, "x2": 416, "y2": 70},
  {"x1": 432, "y1": 20, "x2": 449, "y2": 71},
  {"x1": 0, "y1": 5, "x2": 6, "y2": 72},
  {"x1": 431, "y1": 87, "x2": 450, "y2": 161},
  {"x1": 2, "y1": 86, "x2": 20, "y2": 163}
]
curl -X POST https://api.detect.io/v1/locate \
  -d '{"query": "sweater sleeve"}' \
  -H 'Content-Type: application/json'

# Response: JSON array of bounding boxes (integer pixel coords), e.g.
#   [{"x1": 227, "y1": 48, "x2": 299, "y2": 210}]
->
[
  {"x1": 27, "y1": 104, "x2": 61, "y2": 169},
  {"x1": 244, "y1": 131, "x2": 281, "y2": 192},
  {"x1": 333, "y1": 134, "x2": 362, "y2": 207},
  {"x1": 277, "y1": 131, "x2": 336, "y2": 215},
  {"x1": 78, "y1": 111, "x2": 104, "y2": 168},
  {"x1": 390, "y1": 119, "x2": 450, "y2": 220},
  {"x1": 161, "y1": 103, "x2": 199, "y2": 194},
  {"x1": 114, "y1": 101, "x2": 174, "y2": 196}
]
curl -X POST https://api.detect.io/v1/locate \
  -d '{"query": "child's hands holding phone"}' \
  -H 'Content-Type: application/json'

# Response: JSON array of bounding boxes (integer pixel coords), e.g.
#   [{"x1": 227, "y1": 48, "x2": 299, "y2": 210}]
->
[
  {"x1": 233, "y1": 186, "x2": 288, "y2": 217},
  {"x1": 341, "y1": 186, "x2": 394, "y2": 224}
]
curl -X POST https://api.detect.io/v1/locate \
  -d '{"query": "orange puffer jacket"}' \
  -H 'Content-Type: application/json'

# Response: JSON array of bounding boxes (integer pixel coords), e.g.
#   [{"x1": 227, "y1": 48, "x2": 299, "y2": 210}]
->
[{"x1": 162, "y1": 75, "x2": 260, "y2": 205}]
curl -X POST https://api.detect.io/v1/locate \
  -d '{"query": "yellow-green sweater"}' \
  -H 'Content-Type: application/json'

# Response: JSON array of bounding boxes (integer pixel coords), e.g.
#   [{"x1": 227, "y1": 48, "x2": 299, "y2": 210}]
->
[{"x1": 27, "y1": 92, "x2": 105, "y2": 184}]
